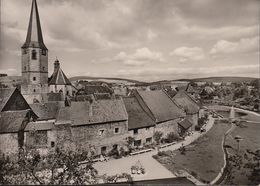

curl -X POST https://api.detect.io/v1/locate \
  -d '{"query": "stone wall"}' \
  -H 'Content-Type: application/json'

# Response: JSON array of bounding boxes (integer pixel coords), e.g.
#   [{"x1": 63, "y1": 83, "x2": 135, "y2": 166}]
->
[
  {"x1": 0, "y1": 133, "x2": 19, "y2": 155},
  {"x1": 155, "y1": 119, "x2": 180, "y2": 137},
  {"x1": 24, "y1": 130, "x2": 56, "y2": 155},
  {"x1": 54, "y1": 121, "x2": 129, "y2": 155},
  {"x1": 129, "y1": 126, "x2": 155, "y2": 146}
]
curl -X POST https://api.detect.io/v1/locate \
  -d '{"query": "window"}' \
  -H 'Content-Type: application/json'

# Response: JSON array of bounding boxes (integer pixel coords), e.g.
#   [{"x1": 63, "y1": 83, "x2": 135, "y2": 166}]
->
[
  {"x1": 146, "y1": 137, "x2": 152, "y2": 144},
  {"x1": 33, "y1": 77, "x2": 36, "y2": 81},
  {"x1": 33, "y1": 89, "x2": 36, "y2": 93},
  {"x1": 114, "y1": 127, "x2": 119, "y2": 134},
  {"x1": 134, "y1": 140, "x2": 141, "y2": 147},
  {"x1": 101, "y1": 146, "x2": 107, "y2": 154},
  {"x1": 43, "y1": 67, "x2": 45, "y2": 71},
  {"x1": 34, "y1": 131, "x2": 48, "y2": 146},
  {"x1": 51, "y1": 141, "x2": 55, "y2": 147},
  {"x1": 133, "y1": 129, "x2": 138, "y2": 135},
  {"x1": 98, "y1": 129, "x2": 105, "y2": 136},
  {"x1": 32, "y1": 50, "x2": 37, "y2": 60},
  {"x1": 42, "y1": 50, "x2": 46, "y2": 56},
  {"x1": 24, "y1": 66, "x2": 26, "y2": 71}
]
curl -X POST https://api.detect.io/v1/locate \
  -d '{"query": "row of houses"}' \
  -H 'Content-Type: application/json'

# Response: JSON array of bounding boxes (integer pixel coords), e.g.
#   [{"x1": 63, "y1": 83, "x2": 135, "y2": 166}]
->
[{"x1": 0, "y1": 87, "x2": 201, "y2": 157}]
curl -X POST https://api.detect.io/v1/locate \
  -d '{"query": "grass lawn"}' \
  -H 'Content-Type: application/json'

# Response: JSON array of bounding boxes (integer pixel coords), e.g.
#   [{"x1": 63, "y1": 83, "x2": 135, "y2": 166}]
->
[
  {"x1": 225, "y1": 119, "x2": 260, "y2": 185},
  {"x1": 153, "y1": 121, "x2": 231, "y2": 183}
]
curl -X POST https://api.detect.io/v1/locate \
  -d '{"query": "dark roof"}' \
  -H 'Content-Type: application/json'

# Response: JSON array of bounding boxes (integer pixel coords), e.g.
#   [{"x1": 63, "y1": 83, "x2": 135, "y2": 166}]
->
[
  {"x1": 77, "y1": 85, "x2": 113, "y2": 95},
  {"x1": 173, "y1": 91, "x2": 200, "y2": 114},
  {"x1": 165, "y1": 89, "x2": 178, "y2": 98},
  {"x1": 49, "y1": 67, "x2": 71, "y2": 85},
  {"x1": 25, "y1": 121, "x2": 54, "y2": 131},
  {"x1": 0, "y1": 88, "x2": 15, "y2": 111},
  {"x1": 135, "y1": 90, "x2": 186, "y2": 123},
  {"x1": 30, "y1": 102, "x2": 60, "y2": 120},
  {"x1": 56, "y1": 99, "x2": 128, "y2": 126},
  {"x1": 178, "y1": 118, "x2": 193, "y2": 130},
  {"x1": 123, "y1": 97, "x2": 156, "y2": 130},
  {"x1": 0, "y1": 110, "x2": 29, "y2": 133},
  {"x1": 21, "y1": 0, "x2": 47, "y2": 50}
]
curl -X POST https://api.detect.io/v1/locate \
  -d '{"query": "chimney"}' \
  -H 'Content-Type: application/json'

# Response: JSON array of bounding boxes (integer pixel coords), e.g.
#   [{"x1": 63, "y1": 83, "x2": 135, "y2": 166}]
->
[{"x1": 54, "y1": 58, "x2": 60, "y2": 71}]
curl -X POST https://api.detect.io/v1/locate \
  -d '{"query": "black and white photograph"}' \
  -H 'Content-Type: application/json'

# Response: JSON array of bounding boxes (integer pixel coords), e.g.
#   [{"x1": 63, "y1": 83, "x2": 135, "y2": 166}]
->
[{"x1": 0, "y1": 0, "x2": 259, "y2": 185}]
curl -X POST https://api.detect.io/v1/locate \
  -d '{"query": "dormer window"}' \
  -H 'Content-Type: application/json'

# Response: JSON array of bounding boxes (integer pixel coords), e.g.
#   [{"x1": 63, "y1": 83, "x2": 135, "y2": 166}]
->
[
  {"x1": 42, "y1": 50, "x2": 46, "y2": 56},
  {"x1": 32, "y1": 50, "x2": 37, "y2": 60}
]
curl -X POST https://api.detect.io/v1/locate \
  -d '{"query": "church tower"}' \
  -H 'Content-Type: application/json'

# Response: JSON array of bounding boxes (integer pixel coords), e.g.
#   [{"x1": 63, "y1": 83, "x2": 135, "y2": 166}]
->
[{"x1": 21, "y1": 0, "x2": 48, "y2": 102}]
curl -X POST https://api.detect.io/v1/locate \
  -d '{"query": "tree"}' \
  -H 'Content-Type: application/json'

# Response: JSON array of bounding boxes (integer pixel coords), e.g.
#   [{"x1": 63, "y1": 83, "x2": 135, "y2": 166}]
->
[
  {"x1": 153, "y1": 131, "x2": 163, "y2": 145},
  {"x1": 244, "y1": 149, "x2": 260, "y2": 184},
  {"x1": 0, "y1": 148, "x2": 98, "y2": 185}
]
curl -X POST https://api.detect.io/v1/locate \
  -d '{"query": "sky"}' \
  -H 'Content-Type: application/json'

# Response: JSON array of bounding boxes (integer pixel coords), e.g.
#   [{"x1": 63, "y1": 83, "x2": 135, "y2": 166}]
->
[{"x1": 0, "y1": 0, "x2": 259, "y2": 82}]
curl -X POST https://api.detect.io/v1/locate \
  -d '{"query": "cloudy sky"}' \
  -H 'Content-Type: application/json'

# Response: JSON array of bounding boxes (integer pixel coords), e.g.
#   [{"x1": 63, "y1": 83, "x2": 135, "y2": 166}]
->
[{"x1": 0, "y1": 0, "x2": 259, "y2": 82}]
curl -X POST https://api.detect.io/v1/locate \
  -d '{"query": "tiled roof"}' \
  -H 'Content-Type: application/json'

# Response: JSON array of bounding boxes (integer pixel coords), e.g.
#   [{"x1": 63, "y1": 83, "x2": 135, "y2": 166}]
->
[
  {"x1": 0, "y1": 88, "x2": 16, "y2": 111},
  {"x1": 25, "y1": 121, "x2": 54, "y2": 131},
  {"x1": 21, "y1": 0, "x2": 47, "y2": 50},
  {"x1": 173, "y1": 91, "x2": 200, "y2": 114},
  {"x1": 56, "y1": 99, "x2": 128, "y2": 126},
  {"x1": 123, "y1": 97, "x2": 156, "y2": 130},
  {"x1": 49, "y1": 67, "x2": 71, "y2": 85},
  {"x1": 30, "y1": 102, "x2": 60, "y2": 120},
  {"x1": 0, "y1": 110, "x2": 29, "y2": 133},
  {"x1": 178, "y1": 118, "x2": 193, "y2": 130},
  {"x1": 135, "y1": 90, "x2": 186, "y2": 123}
]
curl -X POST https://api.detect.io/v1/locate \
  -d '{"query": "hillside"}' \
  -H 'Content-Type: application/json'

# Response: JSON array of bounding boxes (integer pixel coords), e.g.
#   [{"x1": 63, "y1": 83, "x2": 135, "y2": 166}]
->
[
  {"x1": 69, "y1": 76, "x2": 144, "y2": 84},
  {"x1": 177, "y1": 76, "x2": 258, "y2": 83}
]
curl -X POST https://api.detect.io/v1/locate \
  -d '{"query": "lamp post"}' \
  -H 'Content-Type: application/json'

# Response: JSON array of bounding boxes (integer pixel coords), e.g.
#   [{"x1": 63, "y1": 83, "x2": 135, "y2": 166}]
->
[{"x1": 234, "y1": 135, "x2": 243, "y2": 152}]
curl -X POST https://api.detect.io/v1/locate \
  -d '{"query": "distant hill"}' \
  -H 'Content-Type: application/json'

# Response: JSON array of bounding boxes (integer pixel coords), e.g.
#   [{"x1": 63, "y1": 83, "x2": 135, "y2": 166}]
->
[
  {"x1": 176, "y1": 77, "x2": 258, "y2": 83},
  {"x1": 69, "y1": 76, "x2": 145, "y2": 84}
]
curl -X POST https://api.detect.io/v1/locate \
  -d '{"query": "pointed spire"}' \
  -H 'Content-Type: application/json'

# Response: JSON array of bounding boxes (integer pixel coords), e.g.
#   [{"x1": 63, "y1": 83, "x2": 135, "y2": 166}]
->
[{"x1": 22, "y1": 0, "x2": 47, "y2": 50}]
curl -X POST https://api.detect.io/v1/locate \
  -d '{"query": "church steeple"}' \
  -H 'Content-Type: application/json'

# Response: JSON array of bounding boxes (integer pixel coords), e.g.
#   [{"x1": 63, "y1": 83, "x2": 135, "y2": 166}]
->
[{"x1": 22, "y1": 0, "x2": 47, "y2": 50}]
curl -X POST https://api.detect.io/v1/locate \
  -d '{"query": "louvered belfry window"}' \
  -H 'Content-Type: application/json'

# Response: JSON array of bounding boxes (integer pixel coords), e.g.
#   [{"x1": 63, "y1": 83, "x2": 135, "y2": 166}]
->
[{"x1": 32, "y1": 49, "x2": 37, "y2": 60}]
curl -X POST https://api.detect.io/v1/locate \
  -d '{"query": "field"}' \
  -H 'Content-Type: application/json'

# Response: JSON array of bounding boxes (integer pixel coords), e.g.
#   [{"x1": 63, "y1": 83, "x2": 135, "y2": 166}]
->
[
  {"x1": 153, "y1": 121, "x2": 231, "y2": 183},
  {"x1": 225, "y1": 119, "x2": 260, "y2": 184}
]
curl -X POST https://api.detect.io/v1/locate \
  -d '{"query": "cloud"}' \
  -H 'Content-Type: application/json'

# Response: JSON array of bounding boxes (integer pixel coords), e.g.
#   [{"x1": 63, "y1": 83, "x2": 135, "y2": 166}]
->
[
  {"x1": 114, "y1": 47, "x2": 164, "y2": 66},
  {"x1": 170, "y1": 47, "x2": 205, "y2": 61},
  {"x1": 210, "y1": 36, "x2": 259, "y2": 55}
]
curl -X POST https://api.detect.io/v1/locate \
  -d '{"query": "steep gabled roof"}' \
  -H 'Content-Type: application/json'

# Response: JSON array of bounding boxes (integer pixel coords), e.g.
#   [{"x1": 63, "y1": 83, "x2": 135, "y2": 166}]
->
[
  {"x1": 0, "y1": 110, "x2": 29, "y2": 134},
  {"x1": 123, "y1": 97, "x2": 156, "y2": 130},
  {"x1": 135, "y1": 90, "x2": 186, "y2": 123},
  {"x1": 21, "y1": 0, "x2": 47, "y2": 50},
  {"x1": 56, "y1": 99, "x2": 128, "y2": 126},
  {"x1": 30, "y1": 102, "x2": 60, "y2": 120},
  {"x1": 0, "y1": 88, "x2": 16, "y2": 111},
  {"x1": 49, "y1": 67, "x2": 71, "y2": 85},
  {"x1": 173, "y1": 91, "x2": 200, "y2": 114}
]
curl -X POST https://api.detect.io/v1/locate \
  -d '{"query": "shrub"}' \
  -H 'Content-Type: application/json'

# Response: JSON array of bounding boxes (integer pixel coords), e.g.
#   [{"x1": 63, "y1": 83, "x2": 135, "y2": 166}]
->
[
  {"x1": 153, "y1": 131, "x2": 163, "y2": 144},
  {"x1": 165, "y1": 132, "x2": 180, "y2": 143},
  {"x1": 195, "y1": 125, "x2": 201, "y2": 131}
]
